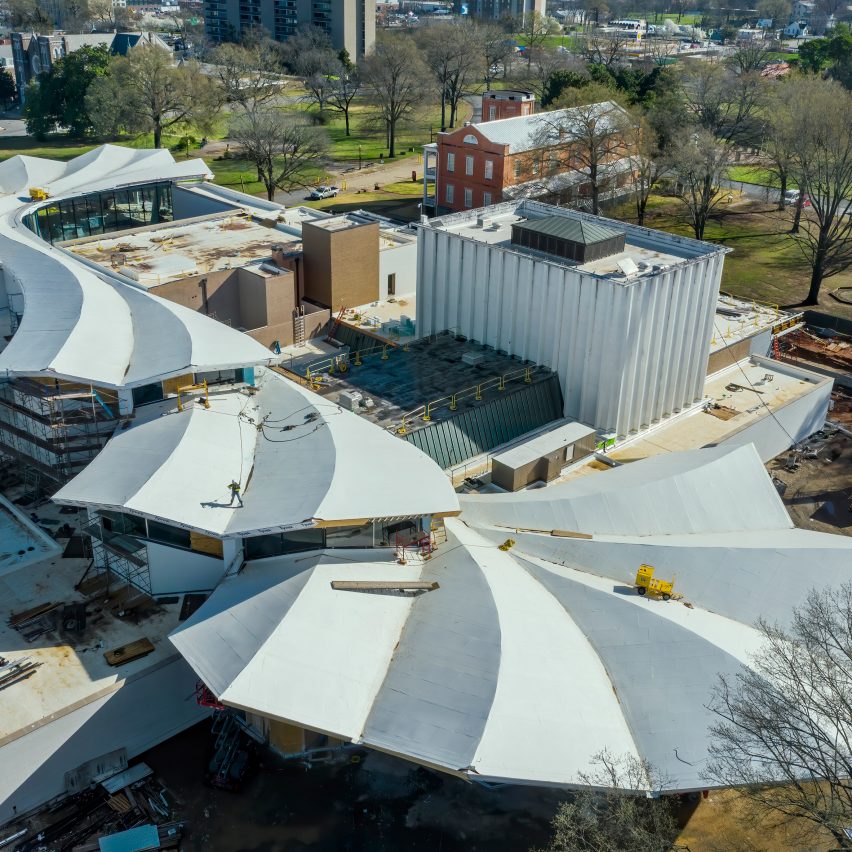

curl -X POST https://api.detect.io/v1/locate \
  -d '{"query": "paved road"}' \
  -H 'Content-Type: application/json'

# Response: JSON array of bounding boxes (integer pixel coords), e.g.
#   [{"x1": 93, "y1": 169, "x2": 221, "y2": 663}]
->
[{"x1": 0, "y1": 117, "x2": 27, "y2": 138}]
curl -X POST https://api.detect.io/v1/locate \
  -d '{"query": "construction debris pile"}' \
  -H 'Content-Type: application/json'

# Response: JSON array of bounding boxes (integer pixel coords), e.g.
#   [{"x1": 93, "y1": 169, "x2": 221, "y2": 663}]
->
[
  {"x1": 777, "y1": 327, "x2": 852, "y2": 372},
  {"x1": 3, "y1": 762, "x2": 183, "y2": 852}
]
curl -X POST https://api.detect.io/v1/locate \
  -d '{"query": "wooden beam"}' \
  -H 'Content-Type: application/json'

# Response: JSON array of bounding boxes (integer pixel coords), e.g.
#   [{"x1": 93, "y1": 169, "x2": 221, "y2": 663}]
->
[{"x1": 330, "y1": 581, "x2": 439, "y2": 592}]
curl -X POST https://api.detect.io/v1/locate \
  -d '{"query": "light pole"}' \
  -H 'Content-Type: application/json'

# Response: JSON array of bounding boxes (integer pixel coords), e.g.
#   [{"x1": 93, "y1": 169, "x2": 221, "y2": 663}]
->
[{"x1": 358, "y1": 144, "x2": 362, "y2": 170}]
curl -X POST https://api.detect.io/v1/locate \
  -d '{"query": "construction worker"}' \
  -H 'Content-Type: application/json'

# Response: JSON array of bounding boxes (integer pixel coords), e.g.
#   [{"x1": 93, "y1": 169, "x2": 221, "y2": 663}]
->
[{"x1": 228, "y1": 480, "x2": 243, "y2": 507}]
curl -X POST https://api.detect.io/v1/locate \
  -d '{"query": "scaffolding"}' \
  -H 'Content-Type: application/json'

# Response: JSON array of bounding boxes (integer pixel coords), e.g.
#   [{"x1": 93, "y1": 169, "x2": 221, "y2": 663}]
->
[
  {"x1": 0, "y1": 377, "x2": 123, "y2": 486},
  {"x1": 83, "y1": 515, "x2": 152, "y2": 596}
]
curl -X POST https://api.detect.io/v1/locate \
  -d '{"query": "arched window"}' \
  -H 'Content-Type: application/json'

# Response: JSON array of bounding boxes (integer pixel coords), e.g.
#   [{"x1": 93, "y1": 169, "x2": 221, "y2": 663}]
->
[{"x1": 463, "y1": 134, "x2": 478, "y2": 145}]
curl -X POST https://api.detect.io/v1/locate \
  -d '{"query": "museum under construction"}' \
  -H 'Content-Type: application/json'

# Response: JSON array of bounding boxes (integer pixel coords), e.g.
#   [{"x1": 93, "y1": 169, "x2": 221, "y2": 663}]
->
[{"x1": 1, "y1": 146, "x2": 851, "y2": 845}]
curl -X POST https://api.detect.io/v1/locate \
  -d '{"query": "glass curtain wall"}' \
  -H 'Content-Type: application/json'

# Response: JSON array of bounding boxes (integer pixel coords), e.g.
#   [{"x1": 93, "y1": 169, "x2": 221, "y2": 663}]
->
[{"x1": 24, "y1": 183, "x2": 174, "y2": 244}]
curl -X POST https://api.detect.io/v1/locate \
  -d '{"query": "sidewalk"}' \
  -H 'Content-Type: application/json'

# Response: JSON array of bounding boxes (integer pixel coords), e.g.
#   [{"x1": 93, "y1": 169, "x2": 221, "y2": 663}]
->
[{"x1": 334, "y1": 154, "x2": 422, "y2": 192}]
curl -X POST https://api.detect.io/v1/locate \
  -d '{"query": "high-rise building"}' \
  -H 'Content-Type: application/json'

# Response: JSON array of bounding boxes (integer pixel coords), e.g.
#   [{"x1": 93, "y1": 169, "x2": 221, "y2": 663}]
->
[
  {"x1": 204, "y1": 0, "x2": 376, "y2": 58},
  {"x1": 455, "y1": 0, "x2": 546, "y2": 19}
]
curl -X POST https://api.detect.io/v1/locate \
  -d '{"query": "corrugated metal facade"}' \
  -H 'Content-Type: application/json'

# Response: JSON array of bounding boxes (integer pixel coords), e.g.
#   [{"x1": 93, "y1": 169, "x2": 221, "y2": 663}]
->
[
  {"x1": 403, "y1": 374, "x2": 563, "y2": 469},
  {"x1": 417, "y1": 204, "x2": 727, "y2": 438}
]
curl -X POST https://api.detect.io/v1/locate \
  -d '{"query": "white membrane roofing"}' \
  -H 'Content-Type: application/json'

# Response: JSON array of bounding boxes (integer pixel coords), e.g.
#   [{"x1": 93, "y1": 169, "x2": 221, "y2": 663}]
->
[
  {"x1": 54, "y1": 368, "x2": 460, "y2": 535},
  {"x1": 0, "y1": 145, "x2": 275, "y2": 388},
  {"x1": 170, "y1": 443, "x2": 852, "y2": 792}
]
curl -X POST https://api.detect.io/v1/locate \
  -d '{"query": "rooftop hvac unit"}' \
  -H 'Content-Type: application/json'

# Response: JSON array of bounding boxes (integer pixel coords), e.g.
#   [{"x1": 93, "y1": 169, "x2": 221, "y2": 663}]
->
[
  {"x1": 477, "y1": 216, "x2": 492, "y2": 228},
  {"x1": 338, "y1": 390, "x2": 363, "y2": 412}
]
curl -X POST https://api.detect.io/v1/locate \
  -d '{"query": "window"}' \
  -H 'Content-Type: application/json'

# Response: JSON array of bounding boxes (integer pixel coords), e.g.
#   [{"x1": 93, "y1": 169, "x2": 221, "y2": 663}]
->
[
  {"x1": 147, "y1": 520, "x2": 192, "y2": 549},
  {"x1": 514, "y1": 160, "x2": 521, "y2": 179},
  {"x1": 445, "y1": 183, "x2": 454, "y2": 203},
  {"x1": 484, "y1": 159, "x2": 494, "y2": 180},
  {"x1": 465, "y1": 155, "x2": 474, "y2": 176},
  {"x1": 483, "y1": 192, "x2": 492, "y2": 206},
  {"x1": 245, "y1": 529, "x2": 324, "y2": 559},
  {"x1": 464, "y1": 188, "x2": 473, "y2": 208},
  {"x1": 446, "y1": 152, "x2": 455, "y2": 172},
  {"x1": 463, "y1": 134, "x2": 478, "y2": 144},
  {"x1": 387, "y1": 273, "x2": 396, "y2": 296},
  {"x1": 488, "y1": 105, "x2": 496, "y2": 120}
]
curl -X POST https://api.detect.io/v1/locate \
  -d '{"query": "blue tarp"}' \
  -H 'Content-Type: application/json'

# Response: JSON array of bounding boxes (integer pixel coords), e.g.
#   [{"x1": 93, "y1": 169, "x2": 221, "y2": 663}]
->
[{"x1": 99, "y1": 824, "x2": 159, "y2": 852}]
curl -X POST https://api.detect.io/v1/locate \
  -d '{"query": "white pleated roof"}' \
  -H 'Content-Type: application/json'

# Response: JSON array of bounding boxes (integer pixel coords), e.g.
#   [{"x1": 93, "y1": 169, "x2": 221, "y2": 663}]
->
[
  {"x1": 53, "y1": 368, "x2": 460, "y2": 535},
  {"x1": 0, "y1": 145, "x2": 275, "y2": 388},
  {"x1": 170, "y1": 443, "x2": 852, "y2": 792}
]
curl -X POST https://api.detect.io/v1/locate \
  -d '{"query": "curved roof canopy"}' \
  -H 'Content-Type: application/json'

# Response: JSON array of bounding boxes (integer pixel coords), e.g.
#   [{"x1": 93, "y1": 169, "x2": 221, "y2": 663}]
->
[
  {"x1": 54, "y1": 368, "x2": 460, "y2": 536},
  {"x1": 0, "y1": 145, "x2": 275, "y2": 388},
  {"x1": 171, "y1": 444, "x2": 852, "y2": 792}
]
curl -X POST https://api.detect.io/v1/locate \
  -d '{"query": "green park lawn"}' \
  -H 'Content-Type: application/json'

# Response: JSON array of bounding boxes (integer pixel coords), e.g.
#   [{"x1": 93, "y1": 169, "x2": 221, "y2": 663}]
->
[{"x1": 611, "y1": 195, "x2": 852, "y2": 316}]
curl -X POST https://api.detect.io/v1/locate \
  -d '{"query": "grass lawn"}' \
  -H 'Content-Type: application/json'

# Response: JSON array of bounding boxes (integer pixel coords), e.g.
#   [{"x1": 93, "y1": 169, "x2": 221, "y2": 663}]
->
[
  {"x1": 727, "y1": 164, "x2": 798, "y2": 190},
  {"x1": 282, "y1": 99, "x2": 465, "y2": 164},
  {"x1": 609, "y1": 195, "x2": 852, "y2": 318}
]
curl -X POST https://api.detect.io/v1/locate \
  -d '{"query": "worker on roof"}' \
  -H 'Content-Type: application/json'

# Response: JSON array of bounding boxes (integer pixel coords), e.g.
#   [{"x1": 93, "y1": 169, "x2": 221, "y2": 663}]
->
[{"x1": 228, "y1": 480, "x2": 243, "y2": 507}]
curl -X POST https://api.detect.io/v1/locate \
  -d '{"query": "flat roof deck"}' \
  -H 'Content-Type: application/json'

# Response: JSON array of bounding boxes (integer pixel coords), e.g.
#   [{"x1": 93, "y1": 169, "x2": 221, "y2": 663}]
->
[
  {"x1": 65, "y1": 214, "x2": 301, "y2": 287},
  {"x1": 300, "y1": 332, "x2": 554, "y2": 432},
  {"x1": 0, "y1": 546, "x2": 183, "y2": 745}
]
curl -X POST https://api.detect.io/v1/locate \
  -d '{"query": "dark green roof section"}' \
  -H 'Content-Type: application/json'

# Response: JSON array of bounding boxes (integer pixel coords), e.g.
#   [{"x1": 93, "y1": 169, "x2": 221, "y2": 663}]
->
[{"x1": 515, "y1": 216, "x2": 624, "y2": 245}]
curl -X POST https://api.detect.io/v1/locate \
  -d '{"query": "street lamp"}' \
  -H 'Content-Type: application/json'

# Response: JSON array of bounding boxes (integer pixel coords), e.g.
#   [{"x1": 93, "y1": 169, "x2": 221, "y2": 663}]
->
[{"x1": 358, "y1": 143, "x2": 362, "y2": 170}]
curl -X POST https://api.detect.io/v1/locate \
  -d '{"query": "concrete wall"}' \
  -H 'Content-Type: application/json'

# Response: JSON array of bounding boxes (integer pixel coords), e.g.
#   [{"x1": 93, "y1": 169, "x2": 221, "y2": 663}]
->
[
  {"x1": 146, "y1": 541, "x2": 226, "y2": 595},
  {"x1": 151, "y1": 266, "x2": 298, "y2": 348},
  {"x1": 302, "y1": 220, "x2": 379, "y2": 310},
  {"x1": 172, "y1": 184, "x2": 236, "y2": 220},
  {"x1": 715, "y1": 359, "x2": 833, "y2": 462},
  {"x1": 417, "y1": 216, "x2": 726, "y2": 438}
]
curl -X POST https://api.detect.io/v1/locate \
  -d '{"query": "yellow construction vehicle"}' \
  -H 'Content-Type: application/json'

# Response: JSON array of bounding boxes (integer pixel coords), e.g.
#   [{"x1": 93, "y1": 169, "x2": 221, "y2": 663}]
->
[
  {"x1": 29, "y1": 187, "x2": 50, "y2": 201},
  {"x1": 635, "y1": 564, "x2": 679, "y2": 601}
]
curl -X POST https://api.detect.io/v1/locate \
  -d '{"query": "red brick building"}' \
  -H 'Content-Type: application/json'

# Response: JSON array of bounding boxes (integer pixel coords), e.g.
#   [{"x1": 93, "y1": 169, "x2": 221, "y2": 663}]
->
[
  {"x1": 435, "y1": 102, "x2": 633, "y2": 214},
  {"x1": 481, "y1": 90, "x2": 535, "y2": 122}
]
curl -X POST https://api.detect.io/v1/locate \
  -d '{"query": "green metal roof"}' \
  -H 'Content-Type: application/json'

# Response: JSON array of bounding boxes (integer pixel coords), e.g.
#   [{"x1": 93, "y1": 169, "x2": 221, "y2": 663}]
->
[{"x1": 514, "y1": 216, "x2": 624, "y2": 245}]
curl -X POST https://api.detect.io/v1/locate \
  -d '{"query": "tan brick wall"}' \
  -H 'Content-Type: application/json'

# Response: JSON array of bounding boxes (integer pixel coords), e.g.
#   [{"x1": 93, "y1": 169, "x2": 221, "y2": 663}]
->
[{"x1": 302, "y1": 220, "x2": 379, "y2": 310}]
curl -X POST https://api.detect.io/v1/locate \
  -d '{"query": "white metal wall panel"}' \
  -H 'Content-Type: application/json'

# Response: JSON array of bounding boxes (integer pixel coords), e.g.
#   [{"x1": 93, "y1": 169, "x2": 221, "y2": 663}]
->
[{"x1": 416, "y1": 218, "x2": 726, "y2": 437}]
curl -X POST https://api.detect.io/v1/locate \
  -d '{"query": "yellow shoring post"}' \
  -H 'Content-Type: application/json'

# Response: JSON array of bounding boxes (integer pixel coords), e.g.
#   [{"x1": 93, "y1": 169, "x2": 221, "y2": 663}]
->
[
  {"x1": 423, "y1": 403, "x2": 432, "y2": 421},
  {"x1": 328, "y1": 358, "x2": 336, "y2": 375},
  {"x1": 338, "y1": 356, "x2": 348, "y2": 373},
  {"x1": 498, "y1": 376, "x2": 506, "y2": 391},
  {"x1": 449, "y1": 394, "x2": 457, "y2": 411},
  {"x1": 354, "y1": 350, "x2": 362, "y2": 366},
  {"x1": 397, "y1": 417, "x2": 408, "y2": 435},
  {"x1": 475, "y1": 384, "x2": 482, "y2": 401},
  {"x1": 381, "y1": 345, "x2": 389, "y2": 361},
  {"x1": 524, "y1": 367, "x2": 532, "y2": 384}
]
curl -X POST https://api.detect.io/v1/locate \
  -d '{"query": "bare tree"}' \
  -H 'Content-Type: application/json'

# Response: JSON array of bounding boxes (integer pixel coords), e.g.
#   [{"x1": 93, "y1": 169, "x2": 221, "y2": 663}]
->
[
  {"x1": 231, "y1": 109, "x2": 328, "y2": 201},
  {"x1": 478, "y1": 22, "x2": 516, "y2": 86},
  {"x1": 327, "y1": 67, "x2": 361, "y2": 137},
  {"x1": 360, "y1": 33, "x2": 428, "y2": 158},
  {"x1": 670, "y1": 128, "x2": 730, "y2": 239},
  {"x1": 625, "y1": 112, "x2": 670, "y2": 226},
  {"x1": 536, "y1": 751, "x2": 680, "y2": 852},
  {"x1": 786, "y1": 77, "x2": 852, "y2": 305},
  {"x1": 536, "y1": 95, "x2": 632, "y2": 215},
  {"x1": 517, "y1": 12, "x2": 559, "y2": 69},
  {"x1": 763, "y1": 82, "x2": 799, "y2": 212},
  {"x1": 726, "y1": 40, "x2": 775, "y2": 74},
  {"x1": 680, "y1": 61, "x2": 766, "y2": 145},
  {"x1": 212, "y1": 42, "x2": 281, "y2": 113},
  {"x1": 582, "y1": 32, "x2": 631, "y2": 67},
  {"x1": 709, "y1": 583, "x2": 852, "y2": 849}
]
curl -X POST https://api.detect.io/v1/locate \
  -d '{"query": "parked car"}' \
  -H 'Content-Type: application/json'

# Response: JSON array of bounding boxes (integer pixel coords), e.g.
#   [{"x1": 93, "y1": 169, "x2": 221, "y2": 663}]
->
[
  {"x1": 783, "y1": 189, "x2": 811, "y2": 207},
  {"x1": 308, "y1": 186, "x2": 339, "y2": 200}
]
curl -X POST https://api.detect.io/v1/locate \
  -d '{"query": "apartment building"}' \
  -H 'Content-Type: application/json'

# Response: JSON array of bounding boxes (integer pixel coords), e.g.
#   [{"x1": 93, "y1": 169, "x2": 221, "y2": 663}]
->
[
  {"x1": 204, "y1": 0, "x2": 376, "y2": 57},
  {"x1": 455, "y1": 0, "x2": 545, "y2": 18},
  {"x1": 435, "y1": 101, "x2": 633, "y2": 213}
]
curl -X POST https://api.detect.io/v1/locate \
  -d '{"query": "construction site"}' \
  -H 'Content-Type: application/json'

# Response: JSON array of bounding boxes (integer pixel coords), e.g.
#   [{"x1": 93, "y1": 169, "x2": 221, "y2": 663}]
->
[{"x1": 0, "y1": 146, "x2": 851, "y2": 851}]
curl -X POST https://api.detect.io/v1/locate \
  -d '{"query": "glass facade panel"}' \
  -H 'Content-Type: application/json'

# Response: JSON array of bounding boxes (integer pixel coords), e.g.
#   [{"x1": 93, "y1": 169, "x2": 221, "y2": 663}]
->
[
  {"x1": 326, "y1": 523, "x2": 374, "y2": 548},
  {"x1": 147, "y1": 519, "x2": 192, "y2": 548},
  {"x1": 244, "y1": 528, "x2": 325, "y2": 559},
  {"x1": 23, "y1": 181, "x2": 176, "y2": 244}
]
